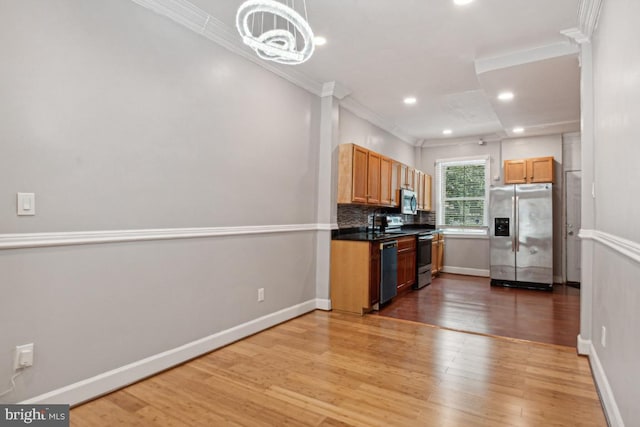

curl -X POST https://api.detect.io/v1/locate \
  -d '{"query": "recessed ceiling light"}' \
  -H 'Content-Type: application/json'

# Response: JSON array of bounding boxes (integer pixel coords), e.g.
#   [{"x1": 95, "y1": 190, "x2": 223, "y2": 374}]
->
[
  {"x1": 403, "y1": 97, "x2": 417, "y2": 105},
  {"x1": 498, "y1": 91, "x2": 515, "y2": 101},
  {"x1": 314, "y1": 36, "x2": 327, "y2": 46},
  {"x1": 443, "y1": 129, "x2": 453, "y2": 135},
  {"x1": 453, "y1": 0, "x2": 474, "y2": 5},
  {"x1": 513, "y1": 127, "x2": 525, "y2": 134}
]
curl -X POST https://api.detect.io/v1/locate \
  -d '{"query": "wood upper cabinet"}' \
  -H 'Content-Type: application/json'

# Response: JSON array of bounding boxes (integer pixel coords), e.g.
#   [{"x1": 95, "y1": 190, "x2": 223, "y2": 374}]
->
[
  {"x1": 390, "y1": 161, "x2": 400, "y2": 207},
  {"x1": 504, "y1": 156, "x2": 554, "y2": 184},
  {"x1": 397, "y1": 236, "x2": 416, "y2": 292},
  {"x1": 398, "y1": 163, "x2": 416, "y2": 191},
  {"x1": 350, "y1": 145, "x2": 369, "y2": 203},
  {"x1": 528, "y1": 157, "x2": 554, "y2": 183},
  {"x1": 416, "y1": 171, "x2": 424, "y2": 210},
  {"x1": 424, "y1": 174, "x2": 433, "y2": 211},
  {"x1": 338, "y1": 144, "x2": 395, "y2": 206},
  {"x1": 380, "y1": 156, "x2": 393, "y2": 206},
  {"x1": 367, "y1": 151, "x2": 381, "y2": 205}
]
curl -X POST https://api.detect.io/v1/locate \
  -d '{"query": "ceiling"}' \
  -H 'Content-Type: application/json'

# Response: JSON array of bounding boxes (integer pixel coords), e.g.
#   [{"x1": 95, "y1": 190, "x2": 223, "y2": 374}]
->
[{"x1": 186, "y1": 0, "x2": 581, "y2": 145}]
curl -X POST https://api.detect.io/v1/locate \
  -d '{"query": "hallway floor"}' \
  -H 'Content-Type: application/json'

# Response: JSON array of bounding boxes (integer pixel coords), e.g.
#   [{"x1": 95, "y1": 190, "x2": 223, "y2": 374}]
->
[{"x1": 377, "y1": 273, "x2": 581, "y2": 347}]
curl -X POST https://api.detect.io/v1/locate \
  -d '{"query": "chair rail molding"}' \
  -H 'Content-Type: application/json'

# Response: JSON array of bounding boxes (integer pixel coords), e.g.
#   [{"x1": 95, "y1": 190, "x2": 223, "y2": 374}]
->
[
  {"x1": 0, "y1": 224, "x2": 338, "y2": 250},
  {"x1": 579, "y1": 229, "x2": 640, "y2": 265}
]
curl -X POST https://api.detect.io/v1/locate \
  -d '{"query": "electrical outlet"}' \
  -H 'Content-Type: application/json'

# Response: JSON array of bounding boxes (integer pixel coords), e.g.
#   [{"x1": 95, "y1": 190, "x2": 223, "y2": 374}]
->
[
  {"x1": 601, "y1": 326, "x2": 606, "y2": 348},
  {"x1": 258, "y1": 288, "x2": 265, "y2": 302},
  {"x1": 14, "y1": 343, "x2": 34, "y2": 370}
]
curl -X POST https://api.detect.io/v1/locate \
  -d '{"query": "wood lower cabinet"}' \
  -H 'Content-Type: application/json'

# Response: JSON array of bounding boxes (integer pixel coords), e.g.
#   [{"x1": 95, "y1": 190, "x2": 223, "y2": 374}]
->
[
  {"x1": 431, "y1": 232, "x2": 444, "y2": 276},
  {"x1": 396, "y1": 236, "x2": 416, "y2": 292},
  {"x1": 331, "y1": 240, "x2": 382, "y2": 314},
  {"x1": 504, "y1": 156, "x2": 554, "y2": 184}
]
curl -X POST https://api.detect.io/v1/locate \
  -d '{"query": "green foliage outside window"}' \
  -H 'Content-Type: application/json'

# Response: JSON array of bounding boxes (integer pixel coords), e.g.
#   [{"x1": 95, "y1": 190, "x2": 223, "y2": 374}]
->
[{"x1": 443, "y1": 164, "x2": 486, "y2": 226}]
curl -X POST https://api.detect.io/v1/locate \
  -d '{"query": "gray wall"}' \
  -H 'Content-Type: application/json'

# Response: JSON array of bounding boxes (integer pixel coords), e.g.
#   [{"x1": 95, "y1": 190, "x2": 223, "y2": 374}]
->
[
  {"x1": 590, "y1": 0, "x2": 640, "y2": 424},
  {"x1": 0, "y1": 0, "x2": 320, "y2": 402},
  {"x1": 422, "y1": 136, "x2": 564, "y2": 279},
  {"x1": 339, "y1": 107, "x2": 416, "y2": 166}
]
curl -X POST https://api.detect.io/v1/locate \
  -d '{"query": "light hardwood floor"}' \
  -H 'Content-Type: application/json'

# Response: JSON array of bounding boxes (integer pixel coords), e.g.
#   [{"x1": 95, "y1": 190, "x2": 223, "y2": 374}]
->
[{"x1": 71, "y1": 311, "x2": 606, "y2": 426}]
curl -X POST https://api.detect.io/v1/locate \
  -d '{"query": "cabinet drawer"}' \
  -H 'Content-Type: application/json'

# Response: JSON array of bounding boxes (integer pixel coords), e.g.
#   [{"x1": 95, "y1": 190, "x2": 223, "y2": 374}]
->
[{"x1": 397, "y1": 236, "x2": 416, "y2": 252}]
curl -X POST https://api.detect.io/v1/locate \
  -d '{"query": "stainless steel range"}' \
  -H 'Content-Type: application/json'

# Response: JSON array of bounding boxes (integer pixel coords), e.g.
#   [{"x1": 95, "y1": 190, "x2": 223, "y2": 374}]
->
[{"x1": 415, "y1": 232, "x2": 433, "y2": 289}]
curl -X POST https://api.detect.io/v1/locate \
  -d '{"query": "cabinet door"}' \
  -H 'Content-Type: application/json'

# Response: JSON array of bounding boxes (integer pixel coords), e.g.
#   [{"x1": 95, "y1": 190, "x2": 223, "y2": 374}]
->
[
  {"x1": 424, "y1": 174, "x2": 432, "y2": 211},
  {"x1": 416, "y1": 171, "x2": 424, "y2": 210},
  {"x1": 367, "y1": 151, "x2": 381, "y2": 205},
  {"x1": 391, "y1": 161, "x2": 400, "y2": 207},
  {"x1": 380, "y1": 156, "x2": 393, "y2": 206},
  {"x1": 369, "y1": 243, "x2": 380, "y2": 306},
  {"x1": 352, "y1": 146, "x2": 369, "y2": 203},
  {"x1": 504, "y1": 160, "x2": 528, "y2": 184},
  {"x1": 398, "y1": 163, "x2": 409, "y2": 189},
  {"x1": 437, "y1": 238, "x2": 444, "y2": 273},
  {"x1": 528, "y1": 157, "x2": 554, "y2": 183},
  {"x1": 431, "y1": 240, "x2": 439, "y2": 274},
  {"x1": 407, "y1": 167, "x2": 416, "y2": 191},
  {"x1": 396, "y1": 251, "x2": 408, "y2": 291}
]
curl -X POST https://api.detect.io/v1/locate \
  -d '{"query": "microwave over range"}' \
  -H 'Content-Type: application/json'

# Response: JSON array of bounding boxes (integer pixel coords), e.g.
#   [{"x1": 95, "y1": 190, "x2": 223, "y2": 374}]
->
[{"x1": 400, "y1": 189, "x2": 417, "y2": 215}]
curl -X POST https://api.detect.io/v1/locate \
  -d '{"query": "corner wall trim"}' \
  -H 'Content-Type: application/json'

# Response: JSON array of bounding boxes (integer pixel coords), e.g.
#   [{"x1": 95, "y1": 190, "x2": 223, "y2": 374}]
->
[
  {"x1": 577, "y1": 335, "x2": 591, "y2": 355},
  {"x1": 0, "y1": 224, "x2": 335, "y2": 250},
  {"x1": 315, "y1": 299, "x2": 332, "y2": 311},
  {"x1": 441, "y1": 266, "x2": 490, "y2": 277},
  {"x1": 579, "y1": 229, "x2": 640, "y2": 265},
  {"x1": 589, "y1": 344, "x2": 625, "y2": 427},
  {"x1": 21, "y1": 299, "x2": 319, "y2": 406}
]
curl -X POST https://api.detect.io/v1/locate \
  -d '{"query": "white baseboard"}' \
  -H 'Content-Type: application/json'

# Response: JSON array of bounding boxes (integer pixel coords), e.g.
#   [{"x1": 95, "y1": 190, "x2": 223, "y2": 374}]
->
[
  {"x1": 589, "y1": 344, "x2": 625, "y2": 427},
  {"x1": 315, "y1": 298, "x2": 332, "y2": 311},
  {"x1": 21, "y1": 299, "x2": 318, "y2": 407},
  {"x1": 577, "y1": 334, "x2": 591, "y2": 355},
  {"x1": 442, "y1": 266, "x2": 490, "y2": 277},
  {"x1": 554, "y1": 275, "x2": 563, "y2": 284}
]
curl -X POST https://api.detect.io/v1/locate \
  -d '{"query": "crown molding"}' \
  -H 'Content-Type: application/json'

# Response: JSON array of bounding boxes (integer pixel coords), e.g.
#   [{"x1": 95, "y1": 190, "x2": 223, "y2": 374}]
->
[
  {"x1": 340, "y1": 97, "x2": 419, "y2": 146},
  {"x1": 578, "y1": 0, "x2": 604, "y2": 42},
  {"x1": 475, "y1": 41, "x2": 579, "y2": 75},
  {"x1": 560, "y1": 27, "x2": 590, "y2": 45},
  {"x1": 321, "y1": 81, "x2": 352, "y2": 100},
  {"x1": 130, "y1": 0, "x2": 324, "y2": 96}
]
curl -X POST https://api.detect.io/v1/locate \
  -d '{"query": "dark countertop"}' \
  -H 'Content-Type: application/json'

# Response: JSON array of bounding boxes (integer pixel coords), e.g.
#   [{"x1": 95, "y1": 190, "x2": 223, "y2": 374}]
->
[{"x1": 332, "y1": 225, "x2": 438, "y2": 242}]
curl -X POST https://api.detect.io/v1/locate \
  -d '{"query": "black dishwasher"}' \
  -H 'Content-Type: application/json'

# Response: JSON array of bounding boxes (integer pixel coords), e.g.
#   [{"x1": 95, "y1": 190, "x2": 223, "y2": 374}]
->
[{"x1": 380, "y1": 241, "x2": 398, "y2": 305}]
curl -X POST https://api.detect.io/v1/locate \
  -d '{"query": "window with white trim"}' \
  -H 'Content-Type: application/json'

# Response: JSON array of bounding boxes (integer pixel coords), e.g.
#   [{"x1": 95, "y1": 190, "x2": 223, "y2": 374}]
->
[{"x1": 436, "y1": 156, "x2": 490, "y2": 234}]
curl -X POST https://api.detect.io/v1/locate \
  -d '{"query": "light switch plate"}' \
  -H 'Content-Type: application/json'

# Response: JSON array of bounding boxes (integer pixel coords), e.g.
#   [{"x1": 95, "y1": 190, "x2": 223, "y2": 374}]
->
[{"x1": 17, "y1": 193, "x2": 35, "y2": 216}]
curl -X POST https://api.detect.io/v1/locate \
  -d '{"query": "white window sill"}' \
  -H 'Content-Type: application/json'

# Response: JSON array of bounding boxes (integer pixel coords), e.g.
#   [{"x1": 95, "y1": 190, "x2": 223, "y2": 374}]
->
[{"x1": 441, "y1": 229, "x2": 489, "y2": 239}]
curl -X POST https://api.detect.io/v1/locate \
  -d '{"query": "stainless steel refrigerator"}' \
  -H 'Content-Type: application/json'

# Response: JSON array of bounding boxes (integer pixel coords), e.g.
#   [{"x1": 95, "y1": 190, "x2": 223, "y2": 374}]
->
[{"x1": 490, "y1": 183, "x2": 553, "y2": 289}]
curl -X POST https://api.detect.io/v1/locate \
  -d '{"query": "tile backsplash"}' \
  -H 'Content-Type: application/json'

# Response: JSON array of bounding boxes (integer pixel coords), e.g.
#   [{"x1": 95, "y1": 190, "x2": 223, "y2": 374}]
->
[{"x1": 337, "y1": 204, "x2": 436, "y2": 228}]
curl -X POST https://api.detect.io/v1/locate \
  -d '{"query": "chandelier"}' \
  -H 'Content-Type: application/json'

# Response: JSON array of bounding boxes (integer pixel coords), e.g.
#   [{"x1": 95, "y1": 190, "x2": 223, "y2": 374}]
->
[{"x1": 236, "y1": 0, "x2": 315, "y2": 65}]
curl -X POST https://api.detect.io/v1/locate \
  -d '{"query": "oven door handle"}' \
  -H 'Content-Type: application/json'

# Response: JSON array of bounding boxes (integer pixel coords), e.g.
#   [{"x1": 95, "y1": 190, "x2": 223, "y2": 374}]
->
[{"x1": 419, "y1": 235, "x2": 434, "y2": 241}]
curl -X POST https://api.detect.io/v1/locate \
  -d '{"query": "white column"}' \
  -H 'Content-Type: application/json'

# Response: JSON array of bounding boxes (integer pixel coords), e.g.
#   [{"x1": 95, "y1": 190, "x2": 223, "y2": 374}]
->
[
  {"x1": 578, "y1": 41, "x2": 596, "y2": 354},
  {"x1": 315, "y1": 82, "x2": 350, "y2": 308}
]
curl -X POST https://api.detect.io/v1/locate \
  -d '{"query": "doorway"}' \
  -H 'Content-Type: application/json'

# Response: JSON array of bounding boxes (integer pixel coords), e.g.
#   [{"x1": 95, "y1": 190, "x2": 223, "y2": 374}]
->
[{"x1": 565, "y1": 170, "x2": 582, "y2": 285}]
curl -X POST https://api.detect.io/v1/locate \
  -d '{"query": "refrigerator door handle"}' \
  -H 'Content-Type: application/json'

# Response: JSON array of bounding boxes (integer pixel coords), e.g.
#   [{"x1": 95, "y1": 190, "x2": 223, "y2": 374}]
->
[
  {"x1": 511, "y1": 196, "x2": 517, "y2": 252},
  {"x1": 515, "y1": 196, "x2": 520, "y2": 252}
]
